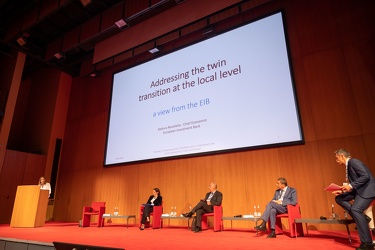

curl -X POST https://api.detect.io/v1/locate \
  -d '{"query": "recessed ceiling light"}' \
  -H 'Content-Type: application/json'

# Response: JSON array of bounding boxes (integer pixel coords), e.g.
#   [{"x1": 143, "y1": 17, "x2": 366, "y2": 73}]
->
[
  {"x1": 115, "y1": 19, "x2": 127, "y2": 28},
  {"x1": 149, "y1": 48, "x2": 159, "y2": 54}
]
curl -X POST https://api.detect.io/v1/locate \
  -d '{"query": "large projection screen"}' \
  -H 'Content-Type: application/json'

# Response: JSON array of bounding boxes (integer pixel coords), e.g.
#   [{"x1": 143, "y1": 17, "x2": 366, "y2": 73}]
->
[{"x1": 105, "y1": 11, "x2": 303, "y2": 166}]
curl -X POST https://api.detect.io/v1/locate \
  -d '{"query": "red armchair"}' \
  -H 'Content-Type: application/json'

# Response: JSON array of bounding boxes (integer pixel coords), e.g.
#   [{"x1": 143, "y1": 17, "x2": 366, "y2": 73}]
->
[
  {"x1": 201, "y1": 205, "x2": 223, "y2": 232},
  {"x1": 82, "y1": 202, "x2": 106, "y2": 227},
  {"x1": 268, "y1": 203, "x2": 304, "y2": 237},
  {"x1": 139, "y1": 205, "x2": 163, "y2": 229}
]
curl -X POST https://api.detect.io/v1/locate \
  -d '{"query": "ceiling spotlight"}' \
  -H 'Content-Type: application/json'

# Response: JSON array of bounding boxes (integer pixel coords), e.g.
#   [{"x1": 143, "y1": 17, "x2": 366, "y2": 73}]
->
[
  {"x1": 16, "y1": 37, "x2": 27, "y2": 46},
  {"x1": 80, "y1": 0, "x2": 92, "y2": 6},
  {"x1": 115, "y1": 19, "x2": 128, "y2": 29},
  {"x1": 54, "y1": 52, "x2": 65, "y2": 60},
  {"x1": 202, "y1": 27, "x2": 214, "y2": 35},
  {"x1": 149, "y1": 48, "x2": 159, "y2": 54}
]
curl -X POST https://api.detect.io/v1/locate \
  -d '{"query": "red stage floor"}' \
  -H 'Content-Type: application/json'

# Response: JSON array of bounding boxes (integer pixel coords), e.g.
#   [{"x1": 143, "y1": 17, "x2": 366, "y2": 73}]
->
[{"x1": 0, "y1": 222, "x2": 363, "y2": 250}]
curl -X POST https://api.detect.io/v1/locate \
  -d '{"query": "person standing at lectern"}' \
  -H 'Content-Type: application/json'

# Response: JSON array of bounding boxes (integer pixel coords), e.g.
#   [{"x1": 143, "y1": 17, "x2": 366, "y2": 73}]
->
[
  {"x1": 182, "y1": 182, "x2": 223, "y2": 233},
  {"x1": 254, "y1": 177, "x2": 297, "y2": 238},
  {"x1": 38, "y1": 176, "x2": 51, "y2": 198},
  {"x1": 332, "y1": 149, "x2": 375, "y2": 250}
]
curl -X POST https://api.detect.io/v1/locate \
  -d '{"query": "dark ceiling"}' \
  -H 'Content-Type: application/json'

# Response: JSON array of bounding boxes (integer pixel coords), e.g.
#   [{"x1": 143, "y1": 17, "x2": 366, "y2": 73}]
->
[{"x1": 0, "y1": 0, "x2": 182, "y2": 77}]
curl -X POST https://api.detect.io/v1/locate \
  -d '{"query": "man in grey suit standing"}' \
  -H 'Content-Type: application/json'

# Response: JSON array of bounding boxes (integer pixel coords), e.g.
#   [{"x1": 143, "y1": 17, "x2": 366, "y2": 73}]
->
[
  {"x1": 254, "y1": 177, "x2": 297, "y2": 238},
  {"x1": 333, "y1": 149, "x2": 375, "y2": 250}
]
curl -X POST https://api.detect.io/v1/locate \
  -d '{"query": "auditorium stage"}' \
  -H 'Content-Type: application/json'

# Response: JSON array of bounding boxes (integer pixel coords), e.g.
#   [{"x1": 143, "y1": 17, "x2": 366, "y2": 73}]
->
[{"x1": 0, "y1": 221, "x2": 361, "y2": 250}]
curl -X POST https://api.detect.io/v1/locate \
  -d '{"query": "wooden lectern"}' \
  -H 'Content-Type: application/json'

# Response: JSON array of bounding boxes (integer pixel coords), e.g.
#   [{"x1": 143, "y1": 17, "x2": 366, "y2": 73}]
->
[{"x1": 10, "y1": 185, "x2": 49, "y2": 227}]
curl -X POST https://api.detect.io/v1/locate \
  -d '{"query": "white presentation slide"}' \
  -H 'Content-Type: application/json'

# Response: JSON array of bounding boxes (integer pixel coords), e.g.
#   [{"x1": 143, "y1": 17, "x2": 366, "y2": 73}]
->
[{"x1": 105, "y1": 12, "x2": 303, "y2": 165}]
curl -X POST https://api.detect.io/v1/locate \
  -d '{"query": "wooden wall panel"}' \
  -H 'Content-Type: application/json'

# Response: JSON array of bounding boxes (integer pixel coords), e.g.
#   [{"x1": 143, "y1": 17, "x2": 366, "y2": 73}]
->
[
  {"x1": 39, "y1": 0, "x2": 60, "y2": 19},
  {"x1": 290, "y1": 57, "x2": 316, "y2": 142},
  {"x1": 23, "y1": 153, "x2": 47, "y2": 185},
  {"x1": 78, "y1": 113, "x2": 107, "y2": 167},
  {"x1": 363, "y1": 134, "x2": 375, "y2": 174},
  {"x1": 20, "y1": 5, "x2": 39, "y2": 31},
  {"x1": 278, "y1": 143, "x2": 325, "y2": 217},
  {"x1": 54, "y1": 168, "x2": 98, "y2": 221},
  {"x1": 176, "y1": 156, "x2": 215, "y2": 226},
  {"x1": 282, "y1": 4, "x2": 302, "y2": 60},
  {"x1": 212, "y1": 153, "x2": 248, "y2": 216},
  {"x1": 1, "y1": 151, "x2": 27, "y2": 192},
  {"x1": 0, "y1": 151, "x2": 27, "y2": 224},
  {"x1": 123, "y1": 0, "x2": 148, "y2": 18},
  {"x1": 290, "y1": 0, "x2": 340, "y2": 57},
  {"x1": 332, "y1": 0, "x2": 375, "y2": 45},
  {"x1": 52, "y1": 170, "x2": 73, "y2": 221},
  {"x1": 101, "y1": 4, "x2": 124, "y2": 31},
  {"x1": 158, "y1": 159, "x2": 192, "y2": 215},
  {"x1": 58, "y1": 121, "x2": 79, "y2": 171},
  {"x1": 118, "y1": 165, "x2": 140, "y2": 217},
  {"x1": 182, "y1": 156, "x2": 215, "y2": 207},
  {"x1": 343, "y1": 38, "x2": 375, "y2": 135},
  {"x1": 93, "y1": 167, "x2": 122, "y2": 204},
  {"x1": 240, "y1": 148, "x2": 280, "y2": 210},
  {"x1": 80, "y1": 15, "x2": 101, "y2": 43},
  {"x1": 15, "y1": 68, "x2": 60, "y2": 154},
  {"x1": 62, "y1": 27, "x2": 80, "y2": 52},
  {"x1": 303, "y1": 49, "x2": 362, "y2": 140}
]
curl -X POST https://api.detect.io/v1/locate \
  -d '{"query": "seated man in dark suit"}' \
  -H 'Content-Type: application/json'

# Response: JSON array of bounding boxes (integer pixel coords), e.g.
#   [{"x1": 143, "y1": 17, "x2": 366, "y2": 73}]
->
[
  {"x1": 182, "y1": 182, "x2": 223, "y2": 233},
  {"x1": 254, "y1": 177, "x2": 297, "y2": 238}
]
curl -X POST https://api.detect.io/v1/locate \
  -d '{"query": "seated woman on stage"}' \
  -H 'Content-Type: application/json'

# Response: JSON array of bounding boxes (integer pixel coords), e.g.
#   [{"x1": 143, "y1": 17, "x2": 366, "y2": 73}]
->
[{"x1": 140, "y1": 188, "x2": 162, "y2": 230}]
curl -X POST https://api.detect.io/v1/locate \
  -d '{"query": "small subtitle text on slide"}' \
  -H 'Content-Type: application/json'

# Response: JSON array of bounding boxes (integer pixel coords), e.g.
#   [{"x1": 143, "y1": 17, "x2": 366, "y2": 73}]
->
[
  {"x1": 153, "y1": 142, "x2": 215, "y2": 155},
  {"x1": 157, "y1": 119, "x2": 207, "y2": 135}
]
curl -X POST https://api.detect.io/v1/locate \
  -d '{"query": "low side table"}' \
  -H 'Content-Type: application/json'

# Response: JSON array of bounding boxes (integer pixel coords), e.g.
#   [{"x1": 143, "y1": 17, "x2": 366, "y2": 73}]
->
[
  {"x1": 102, "y1": 214, "x2": 136, "y2": 228},
  {"x1": 294, "y1": 218, "x2": 355, "y2": 243},
  {"x1": 160, "y1": 215, "x2": 193, "y2": 229},
  {"x1": 222, "y1": 216, "x2": 262, "y2": 233}
]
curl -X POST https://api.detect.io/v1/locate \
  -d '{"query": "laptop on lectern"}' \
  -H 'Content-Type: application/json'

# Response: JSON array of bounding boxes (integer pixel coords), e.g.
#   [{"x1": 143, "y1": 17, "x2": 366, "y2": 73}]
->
[{"x1": 53, "y1": 241, "x2": 124, "y2": 250}]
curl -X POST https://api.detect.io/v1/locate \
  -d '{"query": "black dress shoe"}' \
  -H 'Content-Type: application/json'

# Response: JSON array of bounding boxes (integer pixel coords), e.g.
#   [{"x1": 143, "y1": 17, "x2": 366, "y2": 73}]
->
[
  {"x1": 194, "y1": 226, "x2": 202, "y2": 233},
  {"x1": 356, "y1": 242, "x2": 374, "y2": 250},
  {"x1": 254, "y1": 223, "x2": 267, "y2": 231},
  {"x1": 365, "y1": 215, "x2": 372, "y2": 223},
  {"x1": 183, "y1": 212, "x2": 193, "y2": 218},
  {"x1": 266, "y1": 231, "x2": 276, "y2": 238}
]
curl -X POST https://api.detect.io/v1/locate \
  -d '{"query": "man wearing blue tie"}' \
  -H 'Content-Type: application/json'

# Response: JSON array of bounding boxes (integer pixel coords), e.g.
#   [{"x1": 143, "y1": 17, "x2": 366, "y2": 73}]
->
[
  {"x1": 332, "y1": 149, "x2": 375, "y2": 250},
  {"x1": 254, "y1": 177, "x2": 297, "y2": 238},
  {"x1": 182, "y1": 182, "x2": 223, "y2": 233}
]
